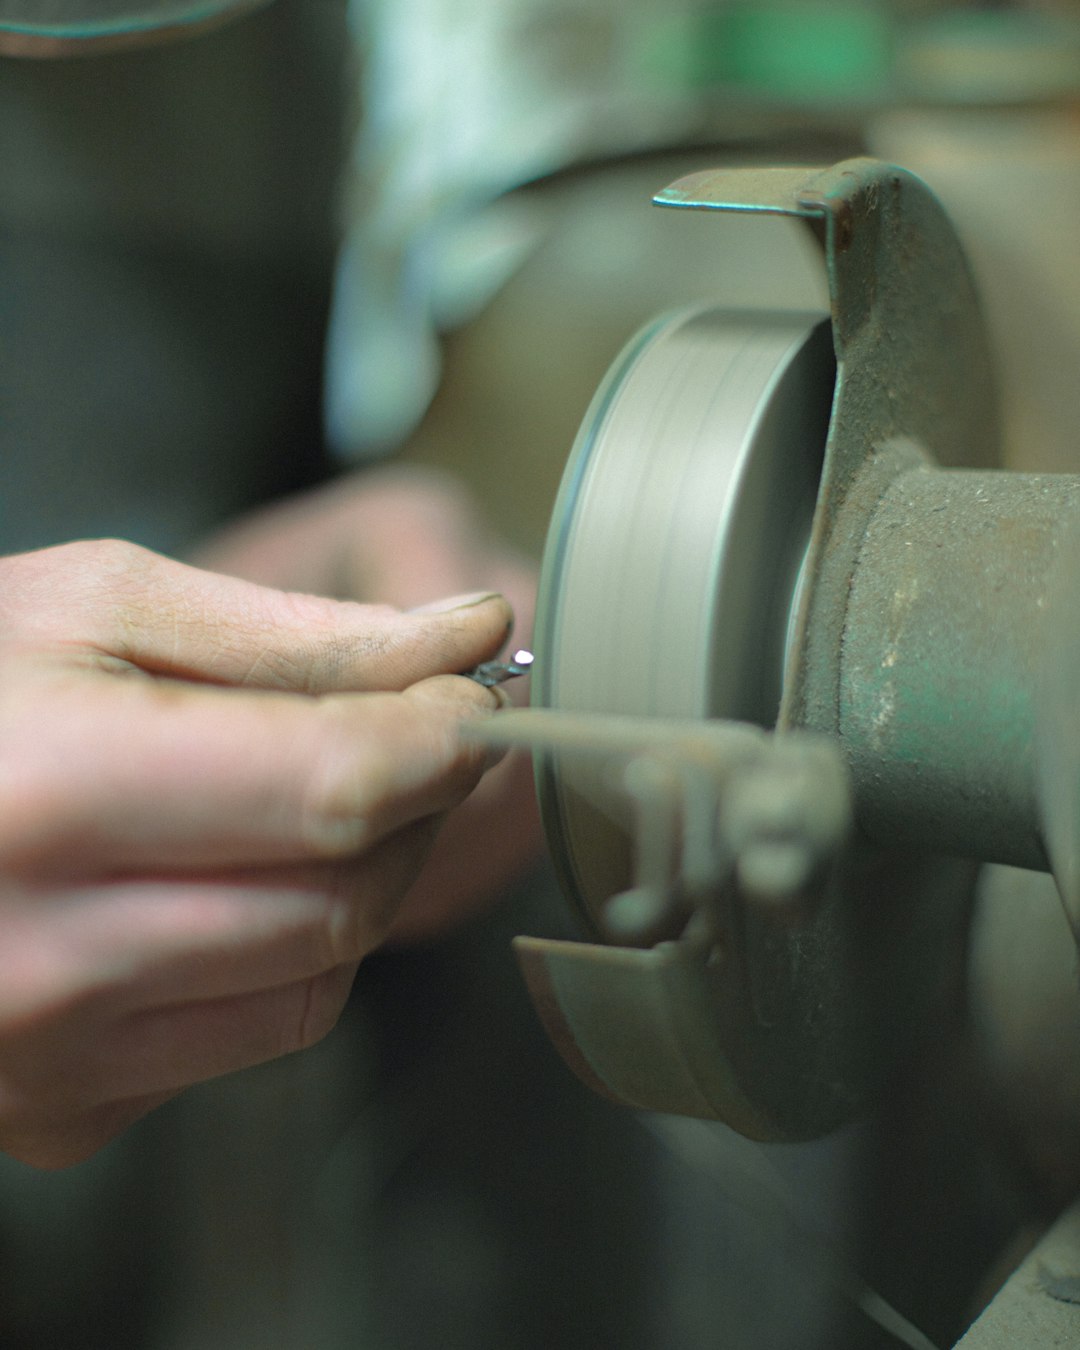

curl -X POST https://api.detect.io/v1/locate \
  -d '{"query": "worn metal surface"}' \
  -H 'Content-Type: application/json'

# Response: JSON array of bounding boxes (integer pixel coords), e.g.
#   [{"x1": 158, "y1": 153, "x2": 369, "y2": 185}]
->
[
  {"x1": 1037, "y1": 517, "x2": 1080, "y2": 945},
  {"x1": 842, "y1": 464, "x2": 1080, "y2": 870}
]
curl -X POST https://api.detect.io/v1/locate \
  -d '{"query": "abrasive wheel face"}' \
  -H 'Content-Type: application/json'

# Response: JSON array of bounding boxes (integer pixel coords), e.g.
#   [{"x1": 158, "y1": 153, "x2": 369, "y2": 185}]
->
[{"x1": 533, "y1": 307, "x2": 835, "y2": 931}]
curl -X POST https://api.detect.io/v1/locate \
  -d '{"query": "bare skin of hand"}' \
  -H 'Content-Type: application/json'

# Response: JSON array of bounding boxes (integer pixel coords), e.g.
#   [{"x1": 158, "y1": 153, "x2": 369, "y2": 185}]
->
[
  {"x1": 0, "y1": 538, "x2": 511, "y2": 1167},
  {"x1": 197, "y1": 465, "x2": 544, "y2": 941}
]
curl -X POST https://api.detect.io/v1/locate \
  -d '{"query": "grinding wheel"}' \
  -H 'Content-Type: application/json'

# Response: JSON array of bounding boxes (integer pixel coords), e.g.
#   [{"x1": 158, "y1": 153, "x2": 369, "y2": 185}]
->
[{"x1": 533, "y1": 307, "x2": 835, "y2": 931}]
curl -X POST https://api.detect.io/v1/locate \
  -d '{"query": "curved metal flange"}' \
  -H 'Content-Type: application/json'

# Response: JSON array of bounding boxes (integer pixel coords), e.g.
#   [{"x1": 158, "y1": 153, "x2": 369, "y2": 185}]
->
[
  {"x1": 515, "y1": 934, "x2": 782, "y2": 1140},
  {"x1": 512, "y1": 849, "x2": 975, "y2": 1142},
  {"x1": 655, "y1": 158, "x2": 1001, "y2": 737}
]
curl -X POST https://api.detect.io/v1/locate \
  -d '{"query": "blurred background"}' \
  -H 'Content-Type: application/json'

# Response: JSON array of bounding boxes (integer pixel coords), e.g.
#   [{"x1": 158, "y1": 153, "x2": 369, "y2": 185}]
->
[{"x1": 1, "y1": 1, "x2": 1079, "y2": 1346}]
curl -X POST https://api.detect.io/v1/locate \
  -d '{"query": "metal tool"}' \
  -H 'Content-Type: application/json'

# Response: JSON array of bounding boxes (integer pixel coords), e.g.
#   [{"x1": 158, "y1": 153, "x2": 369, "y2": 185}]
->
[
  {"x1": 465, "y1": 649, "x2": 534, "y2": 688},
  {"x1": 467, "y1": 157, "x2": 1080, "y2": 1145}
]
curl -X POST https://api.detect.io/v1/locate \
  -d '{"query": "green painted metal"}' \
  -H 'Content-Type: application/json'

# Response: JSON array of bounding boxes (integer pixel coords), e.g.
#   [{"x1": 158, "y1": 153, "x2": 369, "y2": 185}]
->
[{"x1": 841, "y1": 463, "x2": 1080, "y2": 870}]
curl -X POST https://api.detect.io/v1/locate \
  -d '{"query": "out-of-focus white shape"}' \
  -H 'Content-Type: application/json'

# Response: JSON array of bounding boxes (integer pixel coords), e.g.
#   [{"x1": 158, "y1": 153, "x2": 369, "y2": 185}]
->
[{"x1": 324, "y1": 0, "x2": 708, "y2": 460}]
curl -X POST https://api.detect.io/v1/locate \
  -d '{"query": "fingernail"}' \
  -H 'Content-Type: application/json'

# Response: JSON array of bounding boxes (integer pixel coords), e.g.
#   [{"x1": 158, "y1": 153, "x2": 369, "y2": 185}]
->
[{"x1": 409, "y1": 591, "x2": 502, "y2": 615}]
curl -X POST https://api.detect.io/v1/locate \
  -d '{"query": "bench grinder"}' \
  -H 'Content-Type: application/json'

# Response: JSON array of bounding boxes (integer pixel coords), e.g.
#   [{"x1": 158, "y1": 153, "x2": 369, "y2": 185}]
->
[{"x1": 479, "y1": 157, "x2": 1080, "y2": 1144}]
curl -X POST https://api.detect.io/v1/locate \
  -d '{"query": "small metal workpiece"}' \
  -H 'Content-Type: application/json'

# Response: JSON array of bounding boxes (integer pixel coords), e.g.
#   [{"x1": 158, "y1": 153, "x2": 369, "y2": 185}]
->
[{"x1": 466, "y1": 648, "x2": 534, "y2": 688}]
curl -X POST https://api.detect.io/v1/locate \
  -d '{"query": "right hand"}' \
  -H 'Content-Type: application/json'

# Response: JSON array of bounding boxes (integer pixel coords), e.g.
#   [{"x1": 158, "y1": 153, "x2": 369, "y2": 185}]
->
[
  {"x1": 0, "y1": 539, "x2": 511, "y2": 1168},
  {"x1": 196, "y1": 466, "x2": 543, "y2": 941}
]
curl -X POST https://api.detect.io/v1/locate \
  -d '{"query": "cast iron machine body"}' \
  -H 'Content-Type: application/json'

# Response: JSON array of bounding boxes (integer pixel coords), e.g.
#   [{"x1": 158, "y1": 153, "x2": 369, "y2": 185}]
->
[{"x1": 473, "y1": 158, "x2": 1080, "y2": 1148}]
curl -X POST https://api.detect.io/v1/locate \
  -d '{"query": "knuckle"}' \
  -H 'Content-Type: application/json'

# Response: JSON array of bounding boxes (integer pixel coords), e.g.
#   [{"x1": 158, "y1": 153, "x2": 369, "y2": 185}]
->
[
  {"x1": 80, "y1": 537, "x2": 146, "y2": 572},
  {"x1": 296, "y1": 694, "x2": 482, "y2": 859},
  {"x1": 297, "y1": 706, "x2": 383, "y2": 858},
  {"x1": 64, "y1": 538, "x2": 154, "y2": 602},
  {"x1": 298, "y1": 695, "x2": 439, "y2": 855},
  {"x1": 47, "y1": 539, "x2": 157, "y2": 653},
  {"x1": 0, "y1": 539, "x2": 154, "y2": 640},
  {"x1": 313, "y1": 818, "x2": 438, "y2": 964}
]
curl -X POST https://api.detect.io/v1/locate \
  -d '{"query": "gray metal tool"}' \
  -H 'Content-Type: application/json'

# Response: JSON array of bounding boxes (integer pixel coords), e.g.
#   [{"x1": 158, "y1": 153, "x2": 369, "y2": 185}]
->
[
  {"x1": 465, "y1": 649, "x2": 534, "y2": 688},
  {"x1": 468, "y1": 157, "x2": 1080, "y2": 1146}
]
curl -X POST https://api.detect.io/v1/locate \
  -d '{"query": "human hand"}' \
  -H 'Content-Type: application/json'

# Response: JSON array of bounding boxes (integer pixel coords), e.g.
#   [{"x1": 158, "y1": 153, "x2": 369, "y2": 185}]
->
[
  {"x1": 197, "y1": 466, "x2": 544, "y2": 940},
  {"x1": 0, "y1": 539, "x2": 511, "y2": 1167}
]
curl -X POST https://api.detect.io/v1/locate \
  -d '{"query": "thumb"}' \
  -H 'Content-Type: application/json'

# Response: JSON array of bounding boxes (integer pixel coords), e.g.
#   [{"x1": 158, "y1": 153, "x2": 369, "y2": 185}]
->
[{"x1": 5, "y1": 540, "x2": 513, "y2": 694}]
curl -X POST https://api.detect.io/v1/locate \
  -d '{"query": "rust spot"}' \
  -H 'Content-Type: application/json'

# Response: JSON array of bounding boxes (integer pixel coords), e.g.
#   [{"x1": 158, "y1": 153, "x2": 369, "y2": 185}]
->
[{"x1": 835, "y1": 204, "x2": 856, "y2": 253}]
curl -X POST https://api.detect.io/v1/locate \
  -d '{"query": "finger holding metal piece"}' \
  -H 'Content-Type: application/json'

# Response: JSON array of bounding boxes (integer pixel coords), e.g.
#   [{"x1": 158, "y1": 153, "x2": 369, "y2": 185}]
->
[{"x1": 464, "y1": 648, "x2": 534, "y2": 688}]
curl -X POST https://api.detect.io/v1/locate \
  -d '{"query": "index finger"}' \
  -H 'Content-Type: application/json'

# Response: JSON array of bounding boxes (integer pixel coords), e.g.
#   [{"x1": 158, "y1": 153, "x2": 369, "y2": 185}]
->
[{"x1": 0, "y1": 671, "x2": 504, "y2": 877}]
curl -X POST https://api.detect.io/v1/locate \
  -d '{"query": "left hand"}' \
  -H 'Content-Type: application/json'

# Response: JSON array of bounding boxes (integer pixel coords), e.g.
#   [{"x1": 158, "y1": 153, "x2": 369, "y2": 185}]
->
[{"x1": 196, "y1": 465, "x2": 543, "y2": 942}]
